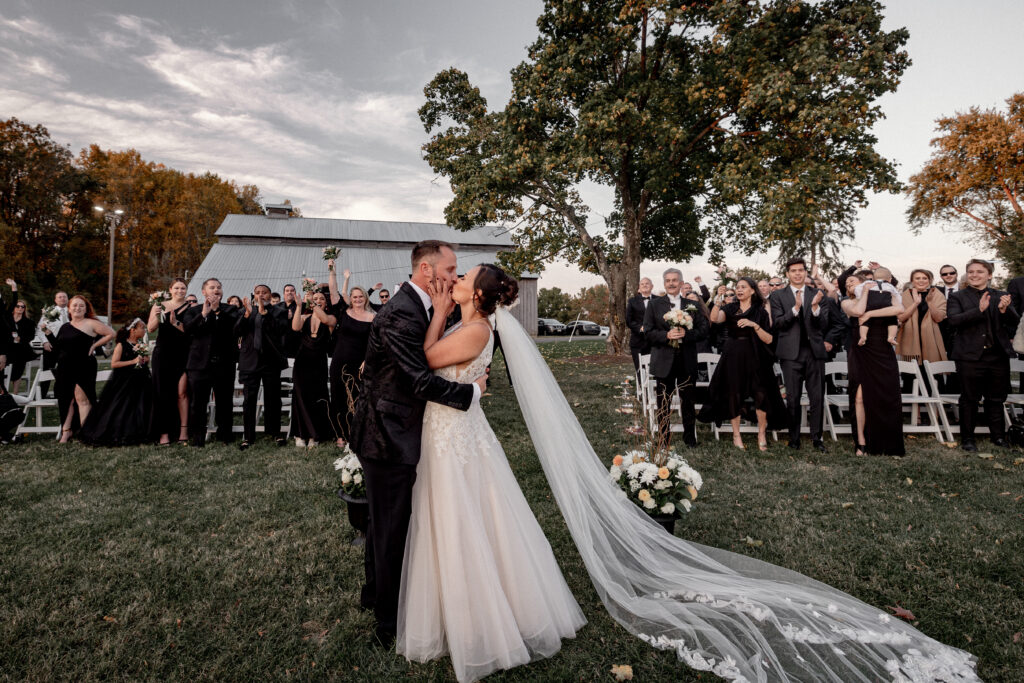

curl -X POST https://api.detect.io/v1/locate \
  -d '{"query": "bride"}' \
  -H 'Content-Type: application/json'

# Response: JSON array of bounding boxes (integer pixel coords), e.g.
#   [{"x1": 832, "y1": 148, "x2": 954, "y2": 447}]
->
[{"x1": 398, "y1": 263, "x2": 979, "y2": 683}]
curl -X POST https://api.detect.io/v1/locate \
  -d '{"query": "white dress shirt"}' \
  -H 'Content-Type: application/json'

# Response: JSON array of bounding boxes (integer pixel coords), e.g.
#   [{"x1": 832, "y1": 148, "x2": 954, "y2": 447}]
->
[
  {"x1": 408, "y1": 281, "x2": 481, "y2": 404},
  {"x1": 666, "y1": 293, "x2": 682, "y2": 309},
  {"x1": 789, "y1": 285, "x2": 820, "y2": 317}
]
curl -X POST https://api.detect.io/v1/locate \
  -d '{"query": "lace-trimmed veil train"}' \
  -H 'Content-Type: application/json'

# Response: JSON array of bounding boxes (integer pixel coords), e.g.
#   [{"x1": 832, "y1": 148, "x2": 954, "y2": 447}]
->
[{"x1": 492, "y1": 307, "x2": 978, "y2": 682}]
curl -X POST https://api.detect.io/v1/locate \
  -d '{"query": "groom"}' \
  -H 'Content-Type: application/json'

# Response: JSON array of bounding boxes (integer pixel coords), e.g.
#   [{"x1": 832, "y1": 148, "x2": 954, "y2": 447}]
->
[{"x1": 350, "y1": 239, "x2": 487, "y2": 647}]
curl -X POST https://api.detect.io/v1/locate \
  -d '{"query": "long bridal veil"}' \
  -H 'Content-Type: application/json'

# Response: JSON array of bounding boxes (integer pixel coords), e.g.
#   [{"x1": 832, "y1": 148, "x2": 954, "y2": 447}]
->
[{"x1": 493, "y1": 308, "x2": 978, "y2": 682}]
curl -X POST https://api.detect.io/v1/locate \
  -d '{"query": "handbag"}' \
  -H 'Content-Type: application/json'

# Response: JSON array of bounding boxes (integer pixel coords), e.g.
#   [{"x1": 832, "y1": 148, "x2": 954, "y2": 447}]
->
[{"x1": 1013, "y1": 315, "x2": 1024, "y2": 354}]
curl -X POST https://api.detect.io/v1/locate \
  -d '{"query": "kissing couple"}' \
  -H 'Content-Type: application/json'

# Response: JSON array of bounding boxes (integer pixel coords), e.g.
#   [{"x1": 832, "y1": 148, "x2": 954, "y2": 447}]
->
[{"x1": 348, "y1": 240, "x2": 978, "y2": 682}]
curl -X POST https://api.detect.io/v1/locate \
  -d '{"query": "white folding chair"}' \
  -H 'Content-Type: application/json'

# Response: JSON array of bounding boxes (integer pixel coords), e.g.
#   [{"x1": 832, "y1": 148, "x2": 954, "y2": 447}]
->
[
  {"x1": 15, "y1": 369, "x2": 60, "y2": 438},
  {"x1": 897, "y1": 360, "x2": 944, "y2": 441},
  {"x1": 922, "y1": 360, "x2": 959, "y2": 441},
  {"x1": 1007, "y1": 359, "x2": 1024, "y2": 422},
  {"x1": 823, "y1": 361, "x2": 851, "y2": 439}
]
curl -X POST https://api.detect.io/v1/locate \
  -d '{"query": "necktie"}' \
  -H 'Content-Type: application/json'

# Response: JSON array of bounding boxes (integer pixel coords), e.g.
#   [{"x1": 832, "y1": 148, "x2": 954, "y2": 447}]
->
[{"x1": 427, "y1": 305, "x2": 434, "y2": 321}]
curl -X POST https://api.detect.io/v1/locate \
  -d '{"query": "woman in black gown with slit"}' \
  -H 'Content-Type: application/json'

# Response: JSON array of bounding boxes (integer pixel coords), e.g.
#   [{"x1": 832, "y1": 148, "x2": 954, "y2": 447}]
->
[
  {"x1": 698, "y1": 277, "x2": 787, "y2": 450},
  {"x1": 79, "y1": 319, "x2": 154, "y2": 446},
  {"x1": 841, "y1": 272, "x2": 905, "y2": 456},
  {"x1": 39, "y1": 295, "x2": 114, "y2": 443},
  {"x1": 148, "y1": 278, "x2": 192, "y2": 444},
  {"x1": 327, "y1": 263, "x2": 376, "y2": 447},
  {"x1": 290, "y1": 288, "x2": 337, "y2": 447}
]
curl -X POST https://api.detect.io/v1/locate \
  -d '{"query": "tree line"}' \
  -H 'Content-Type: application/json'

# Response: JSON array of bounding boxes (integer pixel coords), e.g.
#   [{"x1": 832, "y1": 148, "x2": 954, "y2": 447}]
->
[{"x1": 0, "y1": 117, "x2": 262, "y2": 317}]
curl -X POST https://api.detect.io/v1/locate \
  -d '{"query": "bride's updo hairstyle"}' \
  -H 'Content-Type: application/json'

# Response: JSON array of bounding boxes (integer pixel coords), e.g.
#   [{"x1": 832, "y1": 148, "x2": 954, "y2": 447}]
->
[{"x1": 473, "y1": 264, "x2": 519, "y2": 316}]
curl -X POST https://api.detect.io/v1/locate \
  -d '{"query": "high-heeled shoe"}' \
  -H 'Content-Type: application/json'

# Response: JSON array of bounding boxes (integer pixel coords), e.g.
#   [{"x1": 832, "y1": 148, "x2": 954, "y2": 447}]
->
[
  {"x1": 758, "y1": 439, "x2": 768, "y2": 452},
  {"x1": 854, "y1": 442, "x2": 866, "y2": 456}
]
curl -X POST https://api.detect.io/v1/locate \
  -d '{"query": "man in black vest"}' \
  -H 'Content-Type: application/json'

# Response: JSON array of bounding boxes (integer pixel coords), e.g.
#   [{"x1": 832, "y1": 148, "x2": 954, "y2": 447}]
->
[
  {"x1": 947, "y1": 259, "x2": 1020, "y2": 451},
  {"x1": 643, "y1": 267, "x2": 710, "y2": 447},
  {"x1": 626, "y1": 277, "x2": 653, "y2": 380},
  {"x1": 182, "y1": 278, "x2": 240, "y2": 447},
  {"x1": 349, "y1": 240, "x2": 486, "y2": 646},
  {"x1": 235, "y1": 284, "x2": 289, "y2": 450},
  {"x1": 770, "y1": 257, "x2": 829, "y2": 452}
]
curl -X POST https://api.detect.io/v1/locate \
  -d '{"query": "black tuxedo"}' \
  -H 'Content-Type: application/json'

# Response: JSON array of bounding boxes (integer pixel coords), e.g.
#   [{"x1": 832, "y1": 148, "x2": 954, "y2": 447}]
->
[
  {"x1": 350, "y1": 282, "x2": 475, "y2": 640},
  {"x1": 626, "y1": 293, "x2": 652, "y2": 377},
  {"x1": 1008, "y1": 277, "x2": 1024, "y2": 331},
  {"x1": 234, "y1": 302, "x2": 289, "y2": 442},
  {"x1": 182, "y1": 303, "x2": 240, "y2": 446},
  {"x1": 643, "y1": 294, "x2": 710, "y2": 445},
  {"x1": 947, "y1": 287, "x2": 1020, "y2": 440},
  {"x1": 770, "y1": 285, "x2": 829, "y2": 444},
  {"x1": 365, "y1": 287, "x2": 386, "y2": 312}
]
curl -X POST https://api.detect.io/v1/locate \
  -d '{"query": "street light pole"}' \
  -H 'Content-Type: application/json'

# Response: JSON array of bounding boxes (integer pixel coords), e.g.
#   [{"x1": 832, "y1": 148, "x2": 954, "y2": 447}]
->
[{"x1": 94, "y1": 206, "x2": 124, "y2": 322}]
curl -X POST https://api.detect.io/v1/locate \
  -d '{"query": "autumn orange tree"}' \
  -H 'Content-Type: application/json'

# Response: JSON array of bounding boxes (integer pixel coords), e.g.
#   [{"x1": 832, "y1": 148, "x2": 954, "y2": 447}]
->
[
  {"x1": 906, "y1": 92, "x2": 1024, "y2": 276},
  {"x1": 420, "y1": 0, "x2": 908, "y2": 352}
]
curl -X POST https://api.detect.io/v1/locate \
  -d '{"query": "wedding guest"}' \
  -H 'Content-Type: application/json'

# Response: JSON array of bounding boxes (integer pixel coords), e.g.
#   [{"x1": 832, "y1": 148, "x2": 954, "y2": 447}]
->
[
  {"x1": 842, "y1": 272, "x2": 905, "y2": 456},
  {"x1": 185, "y1": 294, "x2": 198, "y2": 305},
  {"x1": 270, "y1": 292, "x2": 282, "y2": 305},
  {"x1": 757, "y1": 279, "x2": 771, "y2": 300},
  {"x1": 329, "y1": 263, "x2": 376, "y2": 447},
  {"x1": 363, "y1": 283, "x2": 387, "y2": 312},
  {"x1": 822, "y1": 294, "x2": 848, "y2": 359},
  {"x1": 692, "y1": 275, "x2": 712, "y2": 303},
  {"x1": 770, "y1": 257, "x2": 829, "y2": 452},
  {"x1": 290, "y1": 288, "x2": 337, "y2": 447},
  {"x1": 78, "y1": 319, "x2": 153, "y2": 446},
  {"x1": 1008, "y1": 274, "x2": 1024, "y2": 319},
  {"x1": 4, "y1": 280, "x2": 36, "y2": 393},
  {"x1": 947, "y1": 259, "x2": 1020, "y2": 451},
  {"x1": 235, "y1": 284, "x2": 289, "y2": 449},
  {"x1": 40, "y1": 295, "x2": 114, "y2": 443},
  {"x1": 283, "y1": 284, "x2": 299, "y2": 318},
  {"x1": 896, "y1": 269, "x2": 947, "y2": 371},
  {"x1": 182, "y1": 278, "x2": 240, "y2": 447},
  {"x1": 148, "y1": 278, "x2": 192, "y2": 445},
  {"x1": 698, "y1": 277, "x2": 786, "y2": 450},
  {"x1": 626, "y1": 277, "x2": 653, "y2": 379},
  {"x1": 226, "y1": 295, "x2": 243, "y2": 308},
  {"x1": 375, "y1": 288, "x2": 390, "y2": 307},
  {"x1": 38, "y1": 290, "x2": 69, "y2": 398},
  {"x1": 643, "y1": 268, "x2": 709, "y2": 447}
]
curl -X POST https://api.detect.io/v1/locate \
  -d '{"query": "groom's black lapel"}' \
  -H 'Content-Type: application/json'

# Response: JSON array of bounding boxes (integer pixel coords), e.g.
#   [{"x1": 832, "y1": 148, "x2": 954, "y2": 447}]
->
[{"x1": 399, "y1": 282, "x2": 430, "y2": 327}]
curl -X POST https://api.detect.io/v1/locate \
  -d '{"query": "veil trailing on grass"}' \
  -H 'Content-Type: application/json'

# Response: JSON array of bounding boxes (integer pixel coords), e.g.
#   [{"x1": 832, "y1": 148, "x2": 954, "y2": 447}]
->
[{"x1": 493, "y1": 307, "x2": 978, "y2": 682}]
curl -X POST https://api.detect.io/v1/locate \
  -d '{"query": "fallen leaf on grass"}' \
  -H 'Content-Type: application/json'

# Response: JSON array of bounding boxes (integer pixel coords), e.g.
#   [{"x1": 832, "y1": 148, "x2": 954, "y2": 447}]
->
[
  {"x1": 992, "y1": 463, "x2": 1006, "y2": 470},
  {"x1": 841, "y1": 502, "x2": 854, "y2": 509},
  {"x1": 103, "y1": 616, "x2": 117, "y2": 623},
  {"x1": 943, "y1": 442, "x2": 958, "y2": 448},
  {"x1": 904, "y1": 477, "x2": 913, "y2": 485},
  {"x1": 1013, "y1": 632, "x2": 1022, "y2": 643},
  {"x1": 1014, "y1": 458, "x2": 1024, "y2": 466},
  {"x1": 977, "y1": 453, "x2": 994, "y2": 460},
  {"x1": 886, "y1": 605, "x2": 917, "y2": 621},
  {"x1": 610, "y1": 664, "x2": 634, "y2": 680},
  {"x1": 743, "y1": 536, "x2": 763, "y2": 547}
]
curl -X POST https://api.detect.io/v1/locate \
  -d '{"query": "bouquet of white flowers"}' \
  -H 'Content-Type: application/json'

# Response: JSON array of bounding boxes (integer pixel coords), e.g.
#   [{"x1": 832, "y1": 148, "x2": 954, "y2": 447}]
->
[
  {"x1": 334, "y1": 447, "x2": 365, "y2": 499},
  {"x1": 42, "y1": 305, "x2": 61, "y2": 323},
  {"x1": 132, "y1": 340, "x2": 151, "y2": 369},
  {"x1": 301, "y1": 277, "x2": 320, "y2": 295},
  {"x1": 148, "y1": 290, "x2": 170, "y2": 322},
  {"x1": 322, "y1": 245, "x2": 341, "y2": 270},
  {"x1": 663, "y1": 308, "x2": 694, "y2": 348},
  {"x1": 715, "y1": 263, "x2": 739, "y2": 285},
  {"x1": 608, "y1": 445, "x2": 702, "y2": 518}
]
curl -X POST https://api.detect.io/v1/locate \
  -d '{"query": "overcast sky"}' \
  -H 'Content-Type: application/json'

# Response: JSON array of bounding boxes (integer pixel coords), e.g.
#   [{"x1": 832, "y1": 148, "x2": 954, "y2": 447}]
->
[{"x1": 2, "y1": 0, "x2": 1022, "y2": 291}]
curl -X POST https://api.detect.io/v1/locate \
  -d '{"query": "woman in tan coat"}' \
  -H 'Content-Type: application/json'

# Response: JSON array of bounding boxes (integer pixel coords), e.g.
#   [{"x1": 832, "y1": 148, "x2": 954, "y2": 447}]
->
[{"x1": 896, "y1": 268, "x2": 947, "y2": 365}]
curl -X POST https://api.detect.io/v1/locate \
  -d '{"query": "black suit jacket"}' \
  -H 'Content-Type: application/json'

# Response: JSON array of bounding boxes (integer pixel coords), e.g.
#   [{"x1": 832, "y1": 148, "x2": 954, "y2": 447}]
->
[
  {"x1": 770, "y1": 286, "x2": 829, "y2": 361},
  {"x1": 946, "y1": 287, "x2": 1020, "y2": 360},
  {"x1": 822, "y1": 296, "x2": 848, "y2": 353},
  {"x1": 182, "y1": 303, "x2": 240, "y2": 372},
  {"x1": 643, "y1": 295, "x2": 709, "y2": 379},
  {"x1": 234, "y1": 302, "x2": 289, "y2": 374},
  {"x1": 1008, "y1": 276, "x2": 1024, "y2": 317},
  {"x1": 626, "y1": 294, "x2": 652, "y2": 352},
  {"x1": 350, "y1": 282, "x2": 475, "y2": 466}
]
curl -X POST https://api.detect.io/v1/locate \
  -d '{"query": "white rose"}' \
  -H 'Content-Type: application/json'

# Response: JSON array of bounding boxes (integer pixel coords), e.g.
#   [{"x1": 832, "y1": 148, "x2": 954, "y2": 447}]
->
[
  {"x1": 353, "y1": 473, "x2": 362, "y2": 484},
  {"x1": 681, "y1": 499, "x2": 692, "y2": 512},
  {"x1": 654, "y1": 480, "x2": 670, "y2": 490},
  {"x1": 333, "y1": 458, "x2": 346, "y2": 470},
  {"x1": 660, "y1": 502, "x2": 675, "y2": 515},
  {"x1": 341, "y1": 470, "x2": 352, "y2": 484},
  {"x1": 643, "y1": 497, "x2": 657, "y2": 509},
  {"x1": 629, "y1": 480, "x2": 641, "y2": 492},
  {"x1": 609, "y1": 465, "x2": 622, "y2": 480}
]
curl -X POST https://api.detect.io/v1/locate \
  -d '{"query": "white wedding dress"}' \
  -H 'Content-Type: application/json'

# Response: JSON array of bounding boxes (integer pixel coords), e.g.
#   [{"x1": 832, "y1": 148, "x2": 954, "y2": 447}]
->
[{"x1": 397, "y1": 324, "x2": 586, "y2": 682}]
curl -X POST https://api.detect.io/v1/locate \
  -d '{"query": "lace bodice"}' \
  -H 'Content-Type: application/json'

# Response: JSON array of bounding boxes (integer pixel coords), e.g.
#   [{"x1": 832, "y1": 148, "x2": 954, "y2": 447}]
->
[{"x1": 434, "y1": 322, "x2": 493, "y2": 383}]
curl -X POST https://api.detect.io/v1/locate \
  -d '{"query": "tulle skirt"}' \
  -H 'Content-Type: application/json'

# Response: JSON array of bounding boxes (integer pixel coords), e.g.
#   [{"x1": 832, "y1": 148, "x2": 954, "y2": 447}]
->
[{"x1": 398, "y1": 401, "x2": 586, "y2": 682}]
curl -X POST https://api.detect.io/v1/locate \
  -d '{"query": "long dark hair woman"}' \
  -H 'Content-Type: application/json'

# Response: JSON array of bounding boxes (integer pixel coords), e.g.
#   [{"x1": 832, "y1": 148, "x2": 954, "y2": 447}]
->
[
  {"x1": 698, "y1": 277, "x2": 787, "y2": 450},
  {"x1": 147, "y1": 278, "x2": 192, "y2": 444},
  {"x1": 39, "y1": 295, "x2": 115, "y2": 443},
  {"x1": 841, "y1": 271, "x2": 905, "y2": 456},
  {"x1": 290, "y1": 287, "x2": 337, "y2": 447},
  {"x1": 79, "y1": 319, "x2": 154, "y2": 446},
  {"x1": 4, "y1": 278, "x2": 36, "y2": 394}
]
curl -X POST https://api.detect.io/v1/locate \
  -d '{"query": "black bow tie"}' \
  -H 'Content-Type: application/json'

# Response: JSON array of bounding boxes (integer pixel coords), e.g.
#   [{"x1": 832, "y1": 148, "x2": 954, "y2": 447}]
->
[{"x1": 642, "y1": 297, "x2": 650, "y2": 301}]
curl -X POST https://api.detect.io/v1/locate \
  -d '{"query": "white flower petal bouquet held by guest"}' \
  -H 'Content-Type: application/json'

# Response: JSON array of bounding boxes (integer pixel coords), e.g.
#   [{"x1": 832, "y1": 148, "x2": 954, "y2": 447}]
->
[
  {"x1": 322, "y1": 245, "x2": 341, "y2": 270},
  {"x1": 334, "y1": 447, "x2": 365, "y2": 498},
  {"x1": 301, "y1": 277, "x2": 320, "y2": 295},
  {"x1": 662, "y1": 308, "x2": 693, "y2": 347},
  {"x1": 148, "y1": 291, "x2": 170, "y2": 321},
  {"x1": 132, "y1": 339, "x2": 150, "y2": 369},
  {"x1": 42, "y1": 305, "x2": 61, "y2": 323}
]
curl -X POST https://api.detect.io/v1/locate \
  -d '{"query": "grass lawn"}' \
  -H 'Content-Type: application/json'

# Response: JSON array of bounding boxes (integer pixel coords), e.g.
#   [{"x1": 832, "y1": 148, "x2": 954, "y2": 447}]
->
[{"x1": 1, "y1": 340, "x2": 1021, "y2": 681}]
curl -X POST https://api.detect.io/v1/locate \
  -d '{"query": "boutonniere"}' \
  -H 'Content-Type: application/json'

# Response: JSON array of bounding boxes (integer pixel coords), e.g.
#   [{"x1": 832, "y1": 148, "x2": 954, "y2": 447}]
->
[{"x1": 684, "y1": 303, "x2": 697, "y2": 313}]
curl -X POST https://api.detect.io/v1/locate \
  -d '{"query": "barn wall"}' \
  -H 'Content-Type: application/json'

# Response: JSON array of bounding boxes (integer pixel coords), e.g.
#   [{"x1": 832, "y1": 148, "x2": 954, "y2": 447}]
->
[{"x1": 512, "y1": 278, "x2": 538, "y2": 336}]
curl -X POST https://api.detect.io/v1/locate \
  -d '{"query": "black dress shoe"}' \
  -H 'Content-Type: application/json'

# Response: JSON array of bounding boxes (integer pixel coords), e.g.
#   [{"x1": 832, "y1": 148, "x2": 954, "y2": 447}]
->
[
  {"x1": 961, "y1": 439, "x2": 977, "y2": 452},
  {"x1": 275, "y1": 436, "x2": 288, "y2": 447},
  {"x1": 812, "y1": 440, "x2": 826, "y2": 453},
  {"x1": 239, "y1": 440, "x2": 250, "y2": 451},
  {"x1": 787, "y1": 440, "x2": 800, "y2": 450},
  {"x1": 991, "y1": 437, "x2": 1008, "y2": 448},
  {"x1": 373, "y1": 627, "x2": 396, "y2": 649}
]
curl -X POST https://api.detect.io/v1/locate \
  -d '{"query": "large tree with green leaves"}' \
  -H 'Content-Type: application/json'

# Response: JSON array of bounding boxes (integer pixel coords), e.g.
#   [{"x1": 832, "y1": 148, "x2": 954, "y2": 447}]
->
[
  {"x1": 906, "y1": 93, "x2": 1024, "y2": 276},
  {"x1": 420, "y1": 0, "x2": 908, "y2": 351}
]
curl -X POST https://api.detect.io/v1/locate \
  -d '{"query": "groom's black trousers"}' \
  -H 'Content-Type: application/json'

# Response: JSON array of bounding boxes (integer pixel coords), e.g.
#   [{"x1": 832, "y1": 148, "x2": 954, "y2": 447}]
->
[{"x1": 359, "y1": 456, "x2": 417, "y2": 638}]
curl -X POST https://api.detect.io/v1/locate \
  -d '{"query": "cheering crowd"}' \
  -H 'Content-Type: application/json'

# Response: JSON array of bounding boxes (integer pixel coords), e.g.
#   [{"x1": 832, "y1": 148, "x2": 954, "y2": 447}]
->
[
  {"x1": 628, "y1": 258, "x2": 1024, "y2": 455},
  {"x1": 0, "y1": 261, "x2": 388, "y2": 449}
]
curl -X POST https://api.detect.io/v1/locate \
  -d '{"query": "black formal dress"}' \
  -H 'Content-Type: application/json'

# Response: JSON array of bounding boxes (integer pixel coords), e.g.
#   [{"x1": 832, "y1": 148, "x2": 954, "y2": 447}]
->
[
  {"x1": 235, "y1": 303, "x2": 289, "y2": 443},
  {"x1": 291, "y1": 314, "x2": 334, "y2": 442},
  {"x1": 349, "y1": 281, "x2": 475, "y2": 642},
  {"x1": 698, "y1": 303, "x2": 786, "y2": 430},
  {"x1": 947, "y1": 287, "x2": 1020, "y2": 441},
  {"x1": 79, "y1": 341, "x2": 154, "y2": 446},
  {"x1": 150, "y1": 302, "x2": 192, "y2": 440},
  {"x1": 847, "y1": 292, "x2": 904, "y2": 455},
  {"x1": 182, "y1": 303, "x2": 240, "y2": 446},
  {"x1": 330, "y1": 305, "x2": 373, "y2": 443},
  {"x1": 4, "y1": 297, "x2": 35, "y2": 386},
  {"x1": 643, "y1": 294, "x2": 710, "y2": 446},
  {"x1": 770, "y1": 286, "x2": 829, "y2": 445},
  {"x1": 45, "y1": 324, "x2": 98, "y2": 430},
  {"x1": 625, "y1": 293, "x2": 651, "y2": 378}
]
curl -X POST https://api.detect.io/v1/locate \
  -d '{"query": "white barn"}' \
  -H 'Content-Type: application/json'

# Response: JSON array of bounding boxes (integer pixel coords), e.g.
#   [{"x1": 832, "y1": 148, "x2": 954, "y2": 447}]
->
[{"x1": 188, "y1": 206, "x2": 538, "y2": 334}]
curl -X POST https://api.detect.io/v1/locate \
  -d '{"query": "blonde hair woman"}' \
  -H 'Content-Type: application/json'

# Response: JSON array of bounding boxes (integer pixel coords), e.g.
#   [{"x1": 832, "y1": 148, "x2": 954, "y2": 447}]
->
[{"x1": 896, "y1": 268, "x2": 947, "y2": 364}]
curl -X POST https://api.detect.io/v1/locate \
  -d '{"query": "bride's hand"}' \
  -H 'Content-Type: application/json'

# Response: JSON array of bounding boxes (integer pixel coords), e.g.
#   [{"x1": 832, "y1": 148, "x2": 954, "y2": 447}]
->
[{"x1": 426, "y1": 277, "x2": 453, "y2": 316}]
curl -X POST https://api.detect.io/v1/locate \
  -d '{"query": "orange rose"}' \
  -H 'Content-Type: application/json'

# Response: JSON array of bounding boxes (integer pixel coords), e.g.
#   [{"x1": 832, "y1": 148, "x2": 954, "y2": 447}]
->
[
  {"x1": 658, "y1": 467, "x2": 670, "y2": 480},
  {"x1": 612, "y1": 455, "x2": 624, "y2": 467}
]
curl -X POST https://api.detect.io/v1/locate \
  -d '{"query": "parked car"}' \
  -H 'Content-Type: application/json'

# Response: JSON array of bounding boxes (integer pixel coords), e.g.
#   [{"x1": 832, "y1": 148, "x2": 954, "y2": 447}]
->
[
  {"x1": 563, "y1": 320, "x2": 602, "y2": 336},
  {"x1": 537, "y1": 318, "x2": 566, "y2": 335},
  {"x1": 599, "y1": 326, "x2": 609, "y2": 336}
]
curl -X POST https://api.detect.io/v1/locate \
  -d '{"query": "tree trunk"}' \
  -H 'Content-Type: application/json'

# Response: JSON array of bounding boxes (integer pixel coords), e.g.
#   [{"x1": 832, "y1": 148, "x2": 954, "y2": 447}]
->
[{"x1": 605, "y1": 264, "x2": 629, "y2": 354}]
